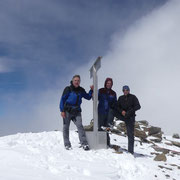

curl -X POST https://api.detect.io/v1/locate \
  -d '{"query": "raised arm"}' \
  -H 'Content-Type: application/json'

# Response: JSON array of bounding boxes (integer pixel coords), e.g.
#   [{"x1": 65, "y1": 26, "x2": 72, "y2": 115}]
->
[{"x1": 81, "y1": 88, "x2": 93, "y2": 100}]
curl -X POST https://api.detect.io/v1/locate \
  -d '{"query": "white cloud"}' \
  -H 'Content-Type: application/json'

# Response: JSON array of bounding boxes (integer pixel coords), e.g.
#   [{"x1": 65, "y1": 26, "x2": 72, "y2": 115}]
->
[
  {"x1": 2, "y1": 0, "x2": 176, "y2": 136},
  {"x1": 13, "y1": 0, "x2": 180, "y2": 136},
  {"x1": 77, "y1": 0, "x2": 180, "y2": 134}
]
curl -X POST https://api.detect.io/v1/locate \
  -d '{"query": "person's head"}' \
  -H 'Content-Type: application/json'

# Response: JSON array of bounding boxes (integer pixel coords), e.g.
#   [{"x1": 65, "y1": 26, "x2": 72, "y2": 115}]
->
[
  {"x1": 104, "y1": 78, "x2": 113, "y2": 89},
  {"x1": 122, "y1": 85, "x2": 130, "y2": 96},
  {"x1": 72, "y1": 75, "x2": 81, "y2": 88}
]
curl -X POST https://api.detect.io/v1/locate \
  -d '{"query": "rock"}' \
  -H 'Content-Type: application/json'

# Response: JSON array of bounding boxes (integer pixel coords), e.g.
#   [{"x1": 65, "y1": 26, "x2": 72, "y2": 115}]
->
[
  {"x1": 151, "y1": 152, "x2": 160, "y2": 155},
  {"x1": 116, "y1": 122, "x2": 126, "y2": 132},
  {"x1": 154, "y1": 153, "x2": 167, "y2": 162},
  {"x1": 134, "y1": 128, "x2": 147, "y2": 139},
  {"x1": 173, "y1": 133, "x2": 180, "y2": 139},
  {"x1": 117, "y1": 122, "x2": 141, "y2": 132},
  {"x1": 168, "y1": 154, "x2": 175, "y2": 157},
  {"x1": 140, "y1": 138, "x2": 149, "y2": 143},
  {"x1": 158, "y1": 165, "x2": 172, "y2": 171},
  {"x1": 152, "y1": 146, "x2": 170, "y2": 154},
  {"x1": 84, "y1": 125, "x2": 93, "y2": 131},
  {"x1": 84, "y1": 120, "x2": 93, "y2": 131},
  {"x1": 141, "y1": 127, "x2": 150, "y2": 132},
  {"x1": 138, "y1": 120, "x2": 149, "y2": 126},
  {"x1": 170, "y1": 151, "x2": 180, "y2": 155},
  {"x1": 165, "y1": 142, "x2": 173, "y2": 146},
  {"x1": 165, "y1": 174, "x2": 170, "y2": 178},
  {"x1": 171, "y1": 141, "x2": 180, "y2": 148},
  {"x1": 151, "y1": 132, "x2": 163, "y2": 139},
  {"x1": 135, "y1": 122, "x2": 140, "y2": 129},
  {"x1": 150, "y1": 138, "x2": 162, "y2": 143},
  {"x1": 111, "y1": 129, "x2": 126, "y2": 136},
  {"x1": 148, "y1": 126, "x2": 161, "y2": 136},
  {"x1": 169, "y1": 164, "x2": 178, "y2": 167},
  {"x1": 169, "y1": 164, "x2": 180, "y2": 170},
  {"x1": 111, "y1": 144, "x2": 121, "y2": 152}
]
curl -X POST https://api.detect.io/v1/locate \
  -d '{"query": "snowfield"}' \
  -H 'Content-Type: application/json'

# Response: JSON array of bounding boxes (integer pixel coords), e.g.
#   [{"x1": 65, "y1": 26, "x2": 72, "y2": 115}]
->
[{"x1": 0, "y1": 131, "x2": 179, "y2": 180}]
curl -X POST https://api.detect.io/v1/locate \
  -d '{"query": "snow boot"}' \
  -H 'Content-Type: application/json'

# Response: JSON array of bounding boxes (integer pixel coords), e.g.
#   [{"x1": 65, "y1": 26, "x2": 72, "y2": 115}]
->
[
  {"x1": 82, "y1": 145, "x2": 90, "y2": 151},
  {"x1": 65, "y1": 145, "x2": 72, "y2": 150}
]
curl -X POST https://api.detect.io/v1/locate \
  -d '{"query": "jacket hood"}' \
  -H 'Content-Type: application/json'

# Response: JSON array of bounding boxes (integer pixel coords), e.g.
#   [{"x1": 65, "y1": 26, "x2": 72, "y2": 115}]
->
[{"x1": 104, "y1": 78, "x2": 113, "y2": 89}]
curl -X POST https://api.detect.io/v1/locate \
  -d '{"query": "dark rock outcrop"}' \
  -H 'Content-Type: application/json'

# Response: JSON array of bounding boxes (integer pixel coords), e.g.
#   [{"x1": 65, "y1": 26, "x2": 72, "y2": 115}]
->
[
  {"x1": 172, "y1": 133, "x2": 180, "y2": 139},
  {"x1": 148, "y1": 126, "x2": 161, "y2": 136},
  {"x1": 171, "y1": 141, "x2": 180, "y2": 148},
  {"x1": 138, "y1": 120, "x2": 149, "y2": 126},
  {"x1": 134, "y1": 128, "x2": 147, "y2": 139}
]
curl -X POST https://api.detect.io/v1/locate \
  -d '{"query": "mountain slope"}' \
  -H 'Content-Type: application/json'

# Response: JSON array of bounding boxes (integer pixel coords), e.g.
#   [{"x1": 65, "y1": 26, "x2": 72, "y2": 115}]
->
[{"x1": 0, "y1": 131, "x2": 179, "y2": 180}]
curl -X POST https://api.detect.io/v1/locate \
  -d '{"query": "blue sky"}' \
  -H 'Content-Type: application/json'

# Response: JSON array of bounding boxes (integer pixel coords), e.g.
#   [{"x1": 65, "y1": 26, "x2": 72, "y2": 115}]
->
[{"x1": 0, "y1": 0, "x2": 167, "y2": 135}]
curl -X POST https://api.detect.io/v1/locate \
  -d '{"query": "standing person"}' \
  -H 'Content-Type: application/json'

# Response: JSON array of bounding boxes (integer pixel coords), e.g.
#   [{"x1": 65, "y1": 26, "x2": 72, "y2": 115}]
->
[
  {"x1": 98, "y1": 78, "x2": 117, "y2": 147},
  {"x1": 60, "y1": 75, "x2": 93, "y2": 150},
  {"x1": 116, "y1": 85, "x2": 141, "y2": 154}
]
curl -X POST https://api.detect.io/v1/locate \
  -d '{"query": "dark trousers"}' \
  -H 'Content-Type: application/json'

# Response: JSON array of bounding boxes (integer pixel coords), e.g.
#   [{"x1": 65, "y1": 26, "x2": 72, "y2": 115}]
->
[
  {"x1": 125, "y1": 119, "x2": 135, "y2": 154},
  {"x1": 114, "y1": 112, "x2": 135, "y2": 154},
  {"x1": 98, "y1": 109, "x2": 114, "y2": 146}
]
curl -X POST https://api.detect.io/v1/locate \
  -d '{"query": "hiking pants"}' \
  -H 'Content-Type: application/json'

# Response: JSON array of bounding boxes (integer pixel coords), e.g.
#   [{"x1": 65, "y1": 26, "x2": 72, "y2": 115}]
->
[{"x1": 63, "y1": 111, "x2": 88, "y2": 147}]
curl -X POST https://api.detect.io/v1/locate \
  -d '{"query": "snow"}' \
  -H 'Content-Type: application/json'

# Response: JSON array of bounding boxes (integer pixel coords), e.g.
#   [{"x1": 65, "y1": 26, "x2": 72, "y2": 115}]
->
[{"x1": 0, "y1": 131, "x2": 179, "y2": 180}]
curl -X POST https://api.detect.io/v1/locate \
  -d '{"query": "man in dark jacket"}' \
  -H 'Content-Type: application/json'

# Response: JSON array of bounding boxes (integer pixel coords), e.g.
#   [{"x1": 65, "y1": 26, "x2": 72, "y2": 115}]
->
[
  {"x1": 116, "y1": 85, "x2": 141, "y2": 154},
  {"x1": 60, "y1": 75, "x2": 93, "y2": 150},
  {"x1": 98, "y1": 78, "x2": 117, "y2": 146}
]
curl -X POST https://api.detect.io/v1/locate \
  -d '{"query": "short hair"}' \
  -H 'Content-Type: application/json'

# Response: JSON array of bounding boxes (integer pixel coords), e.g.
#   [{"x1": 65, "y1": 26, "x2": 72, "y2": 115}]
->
[{"x1": 72, "y1": 75, "x2": 81, "y2": 80}]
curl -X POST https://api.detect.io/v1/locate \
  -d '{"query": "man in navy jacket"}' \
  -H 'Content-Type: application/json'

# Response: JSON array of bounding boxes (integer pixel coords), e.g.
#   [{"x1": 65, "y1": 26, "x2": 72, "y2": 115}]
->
[
  {"x1": 98, "y1": 78, "x2": 117, "y2": 146},
  {"x1": 60, "y1": 75, "x2": 93, "y2": 150}
]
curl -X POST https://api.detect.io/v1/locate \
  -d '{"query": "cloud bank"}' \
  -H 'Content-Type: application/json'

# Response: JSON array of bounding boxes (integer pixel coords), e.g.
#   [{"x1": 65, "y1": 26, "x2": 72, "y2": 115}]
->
[
  {"x1": 0, "y1": 0, "x2": 166, "y2": 89},
  {"x1": 79, "y1": 0, "x2": 180, "y2": 134},
  {"x1": 1, "y1": 0, "x2": 173, "y2": 136}
]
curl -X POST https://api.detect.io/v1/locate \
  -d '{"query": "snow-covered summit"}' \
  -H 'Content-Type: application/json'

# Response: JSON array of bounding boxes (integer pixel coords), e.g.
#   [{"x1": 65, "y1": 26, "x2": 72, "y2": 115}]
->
[{"x1": 0, "y1": 130, "x2": 179, "y2": 180}]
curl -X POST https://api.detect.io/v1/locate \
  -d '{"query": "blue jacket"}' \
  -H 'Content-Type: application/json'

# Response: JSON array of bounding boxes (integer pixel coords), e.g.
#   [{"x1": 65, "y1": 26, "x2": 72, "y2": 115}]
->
[
  {"x1": 98, "y1": 88, "x2": 117, "y2": 114},
  {"x1": 60, "y1": 85, "x2": 93, "y2": 112}
]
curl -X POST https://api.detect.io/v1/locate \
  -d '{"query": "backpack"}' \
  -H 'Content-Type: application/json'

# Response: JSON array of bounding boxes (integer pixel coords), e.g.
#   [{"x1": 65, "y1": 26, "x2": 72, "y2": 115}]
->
[{"x1": 64, "y1": 86, "x2": 80, "y2": 116}]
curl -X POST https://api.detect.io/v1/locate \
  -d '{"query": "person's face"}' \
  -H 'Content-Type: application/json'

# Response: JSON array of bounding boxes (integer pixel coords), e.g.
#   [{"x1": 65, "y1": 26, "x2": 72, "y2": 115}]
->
[
  {"x1": 123, "y1": 89, "x2": 129, "y2": 96},
  {"x1": 106, "y1": 81, "x2": 112, "y2": 89},
  {"x1": 72, "y1": 77, "x2": 80, "y2": 88}
]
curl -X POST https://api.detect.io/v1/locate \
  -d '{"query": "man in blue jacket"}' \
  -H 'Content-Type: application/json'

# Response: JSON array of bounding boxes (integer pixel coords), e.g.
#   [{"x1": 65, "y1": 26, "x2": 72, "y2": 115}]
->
[
  {"x1": 60, "y1": 75, "x2": 93, "y2": 150},
  {"x1": 98, "y1": 78, "x2": 117, "y2": 146}
]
